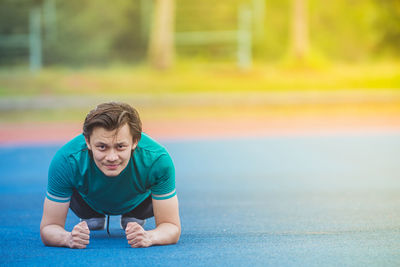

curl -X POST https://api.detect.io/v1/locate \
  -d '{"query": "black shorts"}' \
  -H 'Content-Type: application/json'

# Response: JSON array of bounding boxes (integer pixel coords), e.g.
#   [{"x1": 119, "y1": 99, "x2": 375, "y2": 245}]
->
[{"x1": 69, "y1": 189, "x2": 154, "y2": 220}]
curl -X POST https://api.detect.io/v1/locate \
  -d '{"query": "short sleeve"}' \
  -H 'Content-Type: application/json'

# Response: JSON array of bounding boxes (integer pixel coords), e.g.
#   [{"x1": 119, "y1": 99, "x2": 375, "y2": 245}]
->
[
  {"x1": 46, "y1": 150, "x2": 74, "y2": 203},
  {"x1": 149, "y1": 153, "x2": 176, "y2": 200}
]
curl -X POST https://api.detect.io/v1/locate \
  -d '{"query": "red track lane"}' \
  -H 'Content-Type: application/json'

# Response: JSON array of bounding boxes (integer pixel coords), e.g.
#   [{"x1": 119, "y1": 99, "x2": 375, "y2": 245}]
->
[{"x1": 1, "y1": 116, "x2": 400, "y2": 145}]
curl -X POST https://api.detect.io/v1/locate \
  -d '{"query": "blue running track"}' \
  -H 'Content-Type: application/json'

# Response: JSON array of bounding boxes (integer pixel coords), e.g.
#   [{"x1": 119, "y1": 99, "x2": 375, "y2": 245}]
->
[{"x1": 0, "y1": 133, "x2": 399, "y2": 266}]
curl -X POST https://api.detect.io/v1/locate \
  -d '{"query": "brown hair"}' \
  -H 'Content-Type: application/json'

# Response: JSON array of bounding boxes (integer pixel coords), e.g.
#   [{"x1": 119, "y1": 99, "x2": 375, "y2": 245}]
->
[{"x1": 83, "y1": 102, "x2": 142, "y2": 143}]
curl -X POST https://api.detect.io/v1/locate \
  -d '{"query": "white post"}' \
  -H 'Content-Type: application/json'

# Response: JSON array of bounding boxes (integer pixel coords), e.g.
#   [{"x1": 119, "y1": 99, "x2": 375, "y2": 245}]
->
[
  {"x1": 237, "y1": 5, "x2": 252, "y2": 70},
  {"x1": 29, "y1": 6, "x2": 42, "y2": 72}
]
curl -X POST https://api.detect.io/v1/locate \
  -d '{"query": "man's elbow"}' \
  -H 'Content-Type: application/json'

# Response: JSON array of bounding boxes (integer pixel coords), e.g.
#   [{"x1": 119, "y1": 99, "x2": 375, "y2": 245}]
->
[
  {"x1": 40, "y1": 225, "x2": 53, "y2": 246},
  {"x1": 40, "y1": 223, "x2": 67, "y2": 247},
  {"x1": 171, "y1": 224, "x2": 181, "y2": 244},
  {"x1": 40, "y1": 226, "x2": 50, "y2": 246}
]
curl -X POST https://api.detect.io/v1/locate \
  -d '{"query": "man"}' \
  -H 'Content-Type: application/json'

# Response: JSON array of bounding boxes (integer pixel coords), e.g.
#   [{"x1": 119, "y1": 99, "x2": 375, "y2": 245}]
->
[{"x1": 40, "y1": 102, "x2": 180, "y2": 249}]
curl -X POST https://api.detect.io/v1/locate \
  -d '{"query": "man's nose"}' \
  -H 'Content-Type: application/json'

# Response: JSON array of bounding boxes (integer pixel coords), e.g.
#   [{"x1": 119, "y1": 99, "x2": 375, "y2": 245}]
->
[{"x1": 106, "y1": 150, "x2": 118, "y2": 161}]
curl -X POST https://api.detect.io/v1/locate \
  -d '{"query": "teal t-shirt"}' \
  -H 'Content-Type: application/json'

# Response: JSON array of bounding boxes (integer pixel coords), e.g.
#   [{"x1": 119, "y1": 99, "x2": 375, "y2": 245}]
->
[{"x1": 46, "y1": 133, "x2": 176, "y2": 215}]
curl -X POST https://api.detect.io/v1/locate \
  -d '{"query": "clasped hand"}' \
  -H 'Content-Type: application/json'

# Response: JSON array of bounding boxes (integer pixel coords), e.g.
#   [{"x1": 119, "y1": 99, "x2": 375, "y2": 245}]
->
[
  {"x1": 125, "y1": 222, "x2": 152, "y2": 248},
  {"x1": 68, "y1": 221, "x2": 90, "y2": 249},
  {"x1": 67, "y1": 221, "x2": 151, "y2": 249}
]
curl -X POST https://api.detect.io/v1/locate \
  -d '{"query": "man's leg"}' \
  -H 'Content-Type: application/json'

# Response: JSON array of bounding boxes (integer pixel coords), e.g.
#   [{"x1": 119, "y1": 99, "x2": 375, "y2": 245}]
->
[
  {"x1": 69, "y1": 189, "x2": 105, "y2": 230},
  {"x1": 121, "y1": 195, "x2": 154, "y2": 230}
]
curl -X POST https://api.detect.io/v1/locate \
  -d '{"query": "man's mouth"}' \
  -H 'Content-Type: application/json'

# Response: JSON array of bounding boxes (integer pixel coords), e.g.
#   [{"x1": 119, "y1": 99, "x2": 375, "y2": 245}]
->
[{"x1": 105, "y1": 164, "x2": 119, "y2": 170}]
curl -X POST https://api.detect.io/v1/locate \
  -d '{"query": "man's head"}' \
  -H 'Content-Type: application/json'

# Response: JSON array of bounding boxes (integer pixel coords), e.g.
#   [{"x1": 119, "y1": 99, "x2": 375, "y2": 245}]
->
[{"x1": 83, "y1": 102, "x2": 142, "y2": 177}]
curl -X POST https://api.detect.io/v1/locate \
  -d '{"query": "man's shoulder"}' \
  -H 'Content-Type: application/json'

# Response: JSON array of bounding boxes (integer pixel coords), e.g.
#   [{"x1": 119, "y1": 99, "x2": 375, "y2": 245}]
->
[
  {"x1": 137, "y1": 133, "x2": 168, "y2": 155},
  {"x1": 59, "y1": 134, "x2": 87, "y2": 155},
  {"x1": 134, "y1": 133, "x2": 175, "y2": 186},
  {"x1": 53, "y1": 134, "x2": 88, "y2": 163},
  {"x1": 135, "y1": 133, "x2": 173, "y2": 168}
]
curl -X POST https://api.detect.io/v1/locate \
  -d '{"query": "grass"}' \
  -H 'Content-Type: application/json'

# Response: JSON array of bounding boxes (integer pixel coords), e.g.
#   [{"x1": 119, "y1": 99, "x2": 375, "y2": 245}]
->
[
  {"x1": 1, "y1": 100, "x2": 399, "y2": 124},
  {"x1": 0, "y1": 61, "x2": 399, "y2": 97},
  {"x1": 0, "y1": 61, "x2": 399, "y2": 123}
]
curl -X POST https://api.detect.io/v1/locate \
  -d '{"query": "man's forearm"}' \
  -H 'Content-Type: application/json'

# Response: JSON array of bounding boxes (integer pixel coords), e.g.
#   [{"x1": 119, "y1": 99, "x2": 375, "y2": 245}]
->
[
  {"x1": 148, "y1": 223, "x2": 181, "y2": 246},
  {"x1": 40, "y1": 224, "x2": 70, "y2": 247}
]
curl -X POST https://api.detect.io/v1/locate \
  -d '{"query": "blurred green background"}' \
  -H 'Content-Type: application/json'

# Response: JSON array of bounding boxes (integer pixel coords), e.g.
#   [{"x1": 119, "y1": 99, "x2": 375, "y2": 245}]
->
[{"x1": 0, "y1": 0, "x2": 399, "y2": 133}]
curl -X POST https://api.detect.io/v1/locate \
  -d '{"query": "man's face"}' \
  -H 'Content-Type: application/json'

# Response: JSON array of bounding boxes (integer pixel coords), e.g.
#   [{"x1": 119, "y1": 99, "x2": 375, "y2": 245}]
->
[{"x1": 85, "y1": 124, "x2": 137, "y2": 177}]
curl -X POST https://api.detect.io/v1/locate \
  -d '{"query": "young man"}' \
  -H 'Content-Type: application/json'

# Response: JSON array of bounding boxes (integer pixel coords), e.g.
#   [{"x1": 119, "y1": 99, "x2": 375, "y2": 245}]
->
[{"x1": 40, "y1": 102, "x2": 180, "y2": 249}]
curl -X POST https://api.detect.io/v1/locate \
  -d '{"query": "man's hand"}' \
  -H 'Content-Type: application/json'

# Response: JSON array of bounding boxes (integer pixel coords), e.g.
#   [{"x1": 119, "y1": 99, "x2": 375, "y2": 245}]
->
[
  {"x1": 125, "y1": 222, "x2": 152, "y2": 248},
  {"x1": 67, "y1": 221, "x2": 90, "y2": 249}
]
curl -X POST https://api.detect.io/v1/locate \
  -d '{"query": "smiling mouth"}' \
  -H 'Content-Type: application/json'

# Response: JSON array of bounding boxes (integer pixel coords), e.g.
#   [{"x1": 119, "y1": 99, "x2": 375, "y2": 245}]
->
[{"x1": 105, "y1": 164, "x2": 119, "y2": 170}]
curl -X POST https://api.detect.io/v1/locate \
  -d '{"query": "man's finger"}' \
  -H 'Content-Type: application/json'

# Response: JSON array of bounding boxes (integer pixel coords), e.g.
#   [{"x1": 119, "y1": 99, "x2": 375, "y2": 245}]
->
[
  {"x1": 72, "y1": 231, "x2": 89, "y2": 239},
  {"x1": 77, "y1": 232, "x2": 90, "y2": 240},
  {"x1": 128, "y1": 235, "x2": 142, "y2": 244},
  {"x1": 131, "y1": 241, "x2": 143, "y2": 248},
  {"x1": 79, "y1": 221, "x2": 89, "y2": 229},
  {"x1": 126, "y1": 232, "x2": 140, "y2": 240},
  {"x1": 126, "y1": 222, "x2": 140, "y2": 230},
  {"x1": 71, "y1": 234, "x2": 90, "y2": 246},
  {"x1": 77, "y1": 238, "x2": 90, "y2": 245},
  {"x1": 126, "y1": 228, "x2": 142, "y2": 238},
  {"x1": 80, "y1": 228, "x2": 90, "y2": 235},
  {"x1": 75, "y1": 223, "x2": 90, "y2": 234},
  {"x1": 74, "y1": 227, "x2": 90, "y2": 235},
  {"x1": 72, "y1": 243, "x2": 87, "y2": 249}
]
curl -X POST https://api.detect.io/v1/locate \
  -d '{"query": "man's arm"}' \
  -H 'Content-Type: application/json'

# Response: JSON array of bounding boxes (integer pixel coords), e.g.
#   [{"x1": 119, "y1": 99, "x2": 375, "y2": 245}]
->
[
  {"x1": 40, "y1": 198, "x2": 90, "y2": 249},
  {"x1": 125, "y1": 195, "x2": 181, "y2": 248}
]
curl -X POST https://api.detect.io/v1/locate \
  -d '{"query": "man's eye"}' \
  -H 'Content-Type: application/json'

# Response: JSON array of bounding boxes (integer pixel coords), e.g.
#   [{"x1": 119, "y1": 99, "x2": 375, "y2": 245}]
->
[{"x1": 97, "y1": 145, "x2": 106, "y2": 150}]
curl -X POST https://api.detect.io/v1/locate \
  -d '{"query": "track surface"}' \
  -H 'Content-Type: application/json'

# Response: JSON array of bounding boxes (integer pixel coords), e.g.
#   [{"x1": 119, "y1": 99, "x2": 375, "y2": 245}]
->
[{"x1": 0, "y1": 133, "x2": 399, "y2": 266}]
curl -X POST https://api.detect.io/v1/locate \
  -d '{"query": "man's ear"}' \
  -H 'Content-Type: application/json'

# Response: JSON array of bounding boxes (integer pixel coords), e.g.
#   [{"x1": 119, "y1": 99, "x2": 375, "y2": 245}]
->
[
  {"x1": 85, "y1": 137, "x2": 92, "y2": 150},
  {"x1": 131, "y1": 140, "x2": 138, "y2": 151}
]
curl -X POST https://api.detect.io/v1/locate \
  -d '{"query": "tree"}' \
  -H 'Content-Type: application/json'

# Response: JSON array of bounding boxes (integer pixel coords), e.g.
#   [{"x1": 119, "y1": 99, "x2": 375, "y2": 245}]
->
[
  {"x1": 148, "y1": 0, "x2": 175, "y2": 70},
  {"x1": 291, "y1": 0, "x2": 309, "y2": 61},
  {"x1": 374, "y1": 0, "x2": 400, "y2": 57}
]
